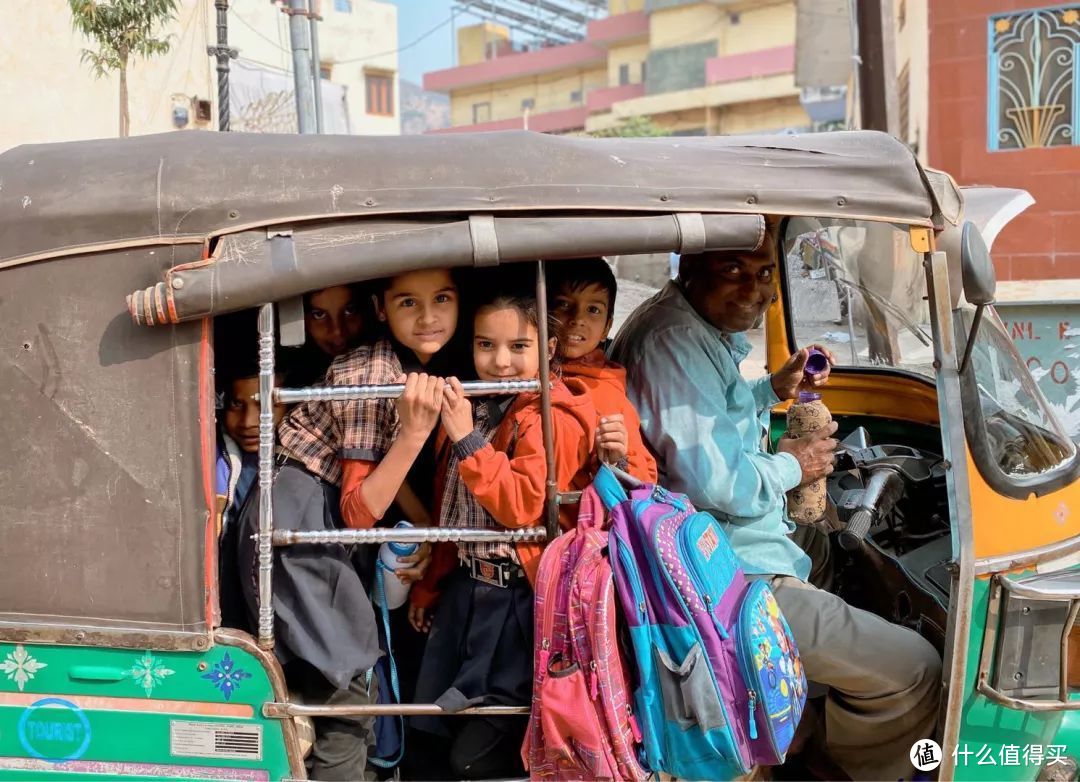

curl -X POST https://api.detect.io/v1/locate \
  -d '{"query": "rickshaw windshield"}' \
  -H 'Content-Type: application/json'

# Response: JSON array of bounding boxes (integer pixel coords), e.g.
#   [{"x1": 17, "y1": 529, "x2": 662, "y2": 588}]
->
[
  {"x1": 958, "y1": 305, "x2": 1076, "y2": 486},
  {"x1": 782, "y1": 218, "x2": 934, "y2": 378}
]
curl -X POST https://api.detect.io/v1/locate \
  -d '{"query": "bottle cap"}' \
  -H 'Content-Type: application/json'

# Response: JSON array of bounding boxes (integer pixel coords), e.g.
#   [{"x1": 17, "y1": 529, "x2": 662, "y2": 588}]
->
[
  {"x1": 804, "y1": 348, "x2": 829, "y2": 377},
  {"x1": 387, "y1": 520, "x2": 418, "y2": 557}
]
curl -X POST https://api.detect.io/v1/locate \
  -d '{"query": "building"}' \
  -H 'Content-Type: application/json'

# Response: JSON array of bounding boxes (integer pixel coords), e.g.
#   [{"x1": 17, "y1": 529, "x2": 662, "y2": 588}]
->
[
  {"x1": 895, "y1": 0, "x2": 930, "y2": 160},
  {"x1": 0, "y1": 0, "x2": 398, "y2": 152},
  {"x1": 928, "y1": 1, "x2": 1080, "y2": 280},
  {"x1": 229, "y1": 0, "x2": 400, "y2": 136},
  {"x1": 424, "y1": 0, "x2": 814, "y2": 137}
]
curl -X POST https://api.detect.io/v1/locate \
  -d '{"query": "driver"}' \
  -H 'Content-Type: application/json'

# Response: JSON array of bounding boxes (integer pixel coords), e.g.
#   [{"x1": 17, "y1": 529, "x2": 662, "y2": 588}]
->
[{"x1": 610, "y1": 231, "x2": 941, "y2": 781}]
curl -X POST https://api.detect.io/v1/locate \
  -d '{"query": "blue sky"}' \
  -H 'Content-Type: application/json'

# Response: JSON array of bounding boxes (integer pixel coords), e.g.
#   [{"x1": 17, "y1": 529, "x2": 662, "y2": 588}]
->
[{"x1": 386, "y1": 0, "x2": 478, "y2": 85}]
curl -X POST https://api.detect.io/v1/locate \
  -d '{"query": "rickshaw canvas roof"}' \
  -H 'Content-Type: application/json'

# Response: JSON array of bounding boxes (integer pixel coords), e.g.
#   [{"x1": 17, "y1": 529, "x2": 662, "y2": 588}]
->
[{"x1": 0, "y1": 129, "x2": 956, "y2": 269}]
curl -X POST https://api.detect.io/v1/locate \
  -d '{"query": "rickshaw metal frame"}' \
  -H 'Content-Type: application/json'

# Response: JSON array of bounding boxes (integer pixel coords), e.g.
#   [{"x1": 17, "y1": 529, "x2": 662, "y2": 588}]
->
[
  {"x1": 975, "y1": 574, "x2": 1080, "y2": 712},
  {"x1": 253, "y1": 260, "x2": 563, "y2": 731},
  {"x1": 925, "y1": 249, "x2": 978, "y2": 782}
]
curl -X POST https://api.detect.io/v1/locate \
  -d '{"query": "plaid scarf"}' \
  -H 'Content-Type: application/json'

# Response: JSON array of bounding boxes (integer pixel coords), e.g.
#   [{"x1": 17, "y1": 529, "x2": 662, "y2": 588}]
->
[{"x1": 438, "y1": 396, "x2": 518, "y2": 561}]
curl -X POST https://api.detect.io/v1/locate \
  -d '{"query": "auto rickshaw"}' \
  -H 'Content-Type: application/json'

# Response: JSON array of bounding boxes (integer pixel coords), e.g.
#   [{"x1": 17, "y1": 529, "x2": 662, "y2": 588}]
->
[{"x1": 1, "y1": 129, "x2": 1078, "y2": 781}]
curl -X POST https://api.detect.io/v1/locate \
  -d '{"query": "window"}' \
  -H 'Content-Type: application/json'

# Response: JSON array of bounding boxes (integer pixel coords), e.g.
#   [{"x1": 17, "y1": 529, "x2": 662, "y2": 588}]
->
[
  {"x1": 898, "y1": 62, "x2": 910, "y2": 142},
  {"x1": 619, "y1": 63, "x2": 631, "y2": 86},
  {"x1": 784, "y1": 219, "x2": 934, "y2": 377},
  {"x1": 473, "y1": 102, "x2": 491, "y2": 124},
  {"x1": 988, "y1": 7, "x2": 1080, "y2": 150},
  {"x1": 365, "y1": 73, "x2": 394, "y2": 116},
  {"x1": 570, "y1": 89, "x2": 582, "y2": 103},
  {"x1": 521, "y1": 97, "x2": 535, "y2": 111},
  {"x1": 958, "y1": 307, "x2": 1076, "y2": 490},
  {"x1": 334, "y1": 0, "x2": 352, "y2": 12},
  {"x1": 641, "y1": 61, "x2": 647, "y2": 82}
]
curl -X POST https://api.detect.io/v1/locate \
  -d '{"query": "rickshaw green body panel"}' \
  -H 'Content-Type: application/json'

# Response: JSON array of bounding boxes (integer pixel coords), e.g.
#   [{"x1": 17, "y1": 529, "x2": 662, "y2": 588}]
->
[
  {"x1": 953, "y1": 577, "x2": 1080, "y2": 780},
  {"x1": 0, "y1": 641, "x2": 290, "y2": 780}
]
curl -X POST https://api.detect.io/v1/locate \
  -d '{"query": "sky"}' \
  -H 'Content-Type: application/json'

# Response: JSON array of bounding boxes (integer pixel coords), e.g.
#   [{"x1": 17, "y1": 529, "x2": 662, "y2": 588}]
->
[{"x1": 386, "y1": 0, "x2": 471, "y2": 85}]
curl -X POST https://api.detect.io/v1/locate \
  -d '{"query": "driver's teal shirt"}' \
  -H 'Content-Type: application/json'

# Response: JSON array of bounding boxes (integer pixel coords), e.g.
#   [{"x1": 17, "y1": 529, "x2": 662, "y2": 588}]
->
[{"x1": 610, "y1": 281, "x2": 811, "y2": 582}]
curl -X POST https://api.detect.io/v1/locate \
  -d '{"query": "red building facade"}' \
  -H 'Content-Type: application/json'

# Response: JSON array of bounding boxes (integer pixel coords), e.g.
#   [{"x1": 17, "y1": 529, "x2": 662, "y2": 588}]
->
[{"x1": 929, "y1": 1, "x2": 1080, "y2": 280}]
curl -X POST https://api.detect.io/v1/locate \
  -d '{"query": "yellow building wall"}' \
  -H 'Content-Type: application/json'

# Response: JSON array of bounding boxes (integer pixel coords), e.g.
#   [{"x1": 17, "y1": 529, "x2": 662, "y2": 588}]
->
[
  {"x1": 608, "y1": 0, "x2": 645, "y2": 12},
  {"x1": 450, "y1": 65, "x2": 606, "y2": 124},
  {"x1": 451, "y1": 85, "x2": 495, "y2": 125},
  {"x1": 649, "y1": 108, "x2": 708, "y2": 134},
  {"x1": 649, "y1": 3, "x2": 726, "y2": 49},
  {"x1": 724, "y1": 2, "x2": 796, "y2": 54},
  {"x1": 716, "y1": 95, "x2": 807, "y2": 134},
  {"x1": 608, "y1": 42, "x2": 650, "y2": 86},
  {"x1": 457, "y1": 23, "x2": 510, "y2": 67},
  {"x1": 648, "y1": 1, "x2": 795, "y2": 55}
]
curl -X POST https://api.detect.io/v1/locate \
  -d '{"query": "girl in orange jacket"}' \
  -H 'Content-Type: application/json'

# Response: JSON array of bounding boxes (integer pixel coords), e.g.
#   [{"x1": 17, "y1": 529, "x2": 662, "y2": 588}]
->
[{"x1": 407, "y1": 282, "x2": 596, "y2": 780}]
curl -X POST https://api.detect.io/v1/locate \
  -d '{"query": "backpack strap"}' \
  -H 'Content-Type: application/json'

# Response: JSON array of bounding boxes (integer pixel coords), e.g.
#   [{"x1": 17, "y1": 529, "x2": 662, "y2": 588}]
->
[
  {"x1": 593, "y1": 464, "x2": 631, "y2": 511},
  {"x1": 367, "y1": 563, "x2": 405, "y2": 770}
]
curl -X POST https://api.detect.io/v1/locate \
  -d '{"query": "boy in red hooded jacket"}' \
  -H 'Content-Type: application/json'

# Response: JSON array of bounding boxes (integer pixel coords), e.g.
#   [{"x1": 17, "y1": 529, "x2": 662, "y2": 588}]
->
[{"x1": 549, "y1": 257, "x2": 658, "y2": 482}]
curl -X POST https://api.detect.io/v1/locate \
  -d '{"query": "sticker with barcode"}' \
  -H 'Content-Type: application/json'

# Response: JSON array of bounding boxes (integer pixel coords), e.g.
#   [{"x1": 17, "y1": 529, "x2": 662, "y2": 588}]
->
[{"x1": 170, "y1": 720, "x2": 263, "y2": 761}]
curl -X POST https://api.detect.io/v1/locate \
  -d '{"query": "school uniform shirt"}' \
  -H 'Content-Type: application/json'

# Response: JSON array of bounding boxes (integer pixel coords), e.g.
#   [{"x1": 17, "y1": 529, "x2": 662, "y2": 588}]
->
[
  {"x1": 562, "y1": 348, "x2": 658, "y2": 483},
  {"x1": 277, "y1": 338, "x2": 402, "y2": 487},
  {"x1": 609, "y1": 280, "x2": 811, "y2": 582},
  {"x1": 411, "y1": 377, "x2": 597, "y2": 609}
]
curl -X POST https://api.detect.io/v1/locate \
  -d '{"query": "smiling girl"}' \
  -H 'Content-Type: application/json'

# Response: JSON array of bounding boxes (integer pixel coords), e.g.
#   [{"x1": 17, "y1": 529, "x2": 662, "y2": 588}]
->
[{"x1": 407, "y1": 281, "x2": 597, "y2": 779}]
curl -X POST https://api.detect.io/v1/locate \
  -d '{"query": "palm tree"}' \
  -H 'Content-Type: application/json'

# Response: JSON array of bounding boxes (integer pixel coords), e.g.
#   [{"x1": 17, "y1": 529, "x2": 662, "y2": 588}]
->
[{"x1": 67, "y1": 0, "x2": 180, "y2": 137}]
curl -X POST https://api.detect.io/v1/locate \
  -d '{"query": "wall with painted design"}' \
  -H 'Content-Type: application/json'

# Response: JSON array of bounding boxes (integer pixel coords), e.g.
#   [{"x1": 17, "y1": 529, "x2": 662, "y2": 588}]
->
[{"x1": 928, "y1": 1, "x2": 1080, "y2": 281}]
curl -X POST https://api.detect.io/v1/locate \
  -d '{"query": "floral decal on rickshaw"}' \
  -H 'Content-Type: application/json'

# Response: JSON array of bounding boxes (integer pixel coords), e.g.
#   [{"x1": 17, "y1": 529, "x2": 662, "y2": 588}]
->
[
  {"x1": 201, "y1": 652, "x2": 252, "y2": 701},
  {"x1": 0, "y1": 645, "x2": 47, "y2": 692},
  {"x1": 123, "y1": 651, "x2": 175, "y2": 697}
]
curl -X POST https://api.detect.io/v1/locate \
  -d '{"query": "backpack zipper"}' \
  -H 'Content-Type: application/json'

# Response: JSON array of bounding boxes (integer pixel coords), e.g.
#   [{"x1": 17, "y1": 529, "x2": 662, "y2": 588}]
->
[{"x1": 747, "y1": 689, "x2": 758, "y2": 740}]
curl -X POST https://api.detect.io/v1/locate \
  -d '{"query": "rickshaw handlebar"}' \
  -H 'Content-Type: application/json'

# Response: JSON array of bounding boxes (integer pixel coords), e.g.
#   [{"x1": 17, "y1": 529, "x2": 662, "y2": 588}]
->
[
  {"x1": 268, "y1": 379, "x2": 542, "y2": 404},
  {"x1": 838, "y1": 467, "x2": 904, "y2": 551}
]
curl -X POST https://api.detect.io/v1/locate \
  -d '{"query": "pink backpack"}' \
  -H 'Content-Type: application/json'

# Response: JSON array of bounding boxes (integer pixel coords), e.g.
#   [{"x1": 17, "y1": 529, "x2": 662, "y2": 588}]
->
[{"x1": 522, "y1": 485, "x2": 648, "y2": 781}]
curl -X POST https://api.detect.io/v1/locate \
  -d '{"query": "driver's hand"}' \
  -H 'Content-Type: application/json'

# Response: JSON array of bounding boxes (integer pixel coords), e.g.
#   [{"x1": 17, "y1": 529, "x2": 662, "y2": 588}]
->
[{"x1": 778, "y1": 421, "x2": 839, "y2": 485}]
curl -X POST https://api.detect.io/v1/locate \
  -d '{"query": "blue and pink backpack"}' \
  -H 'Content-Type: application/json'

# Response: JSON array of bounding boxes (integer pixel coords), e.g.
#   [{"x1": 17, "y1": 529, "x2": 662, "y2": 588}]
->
[{"x1": 594, "y1": 465, "x2": 807, "y2": 779}]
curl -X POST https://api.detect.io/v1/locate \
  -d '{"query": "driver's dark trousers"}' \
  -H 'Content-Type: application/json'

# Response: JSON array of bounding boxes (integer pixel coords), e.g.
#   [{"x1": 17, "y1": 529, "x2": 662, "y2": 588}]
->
[{"x1": 770, "y1": 575, "x2": 942, "y2": 782}]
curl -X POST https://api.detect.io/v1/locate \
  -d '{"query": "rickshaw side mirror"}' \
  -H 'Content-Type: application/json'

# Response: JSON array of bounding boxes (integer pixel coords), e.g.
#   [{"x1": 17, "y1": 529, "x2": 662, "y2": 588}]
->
[
  {"x1": 960, "y1": 221, "x2": 996, "y2": 306},
  {"x1": 959, "y1": 221, "x2": 996, "y2": 374}
]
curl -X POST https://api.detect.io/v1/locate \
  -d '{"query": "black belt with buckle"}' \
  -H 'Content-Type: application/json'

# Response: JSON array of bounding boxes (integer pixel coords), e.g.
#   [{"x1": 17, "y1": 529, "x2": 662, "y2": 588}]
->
[{"x1": 460, "y1": 554, "x2": 527, "y2": 588}]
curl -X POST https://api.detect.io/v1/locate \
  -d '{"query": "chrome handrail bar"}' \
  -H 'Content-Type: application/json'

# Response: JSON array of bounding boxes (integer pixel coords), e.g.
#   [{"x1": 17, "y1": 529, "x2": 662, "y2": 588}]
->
[
  {"x1": 273, "y1": 527, "x2": 547, "y2": 546},
  {"x1": 267, "y1": 379, "x2": 540, "y2": 404},
  {"x1": 265, "y1": 702, "x2": 529, "y2": 718}
]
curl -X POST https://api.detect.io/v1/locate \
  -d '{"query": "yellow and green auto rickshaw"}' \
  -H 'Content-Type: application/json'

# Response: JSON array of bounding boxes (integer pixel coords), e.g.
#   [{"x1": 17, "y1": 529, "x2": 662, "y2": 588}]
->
[{"x1": 1, "y1": 129, "x2": 1078, "y2": 781}]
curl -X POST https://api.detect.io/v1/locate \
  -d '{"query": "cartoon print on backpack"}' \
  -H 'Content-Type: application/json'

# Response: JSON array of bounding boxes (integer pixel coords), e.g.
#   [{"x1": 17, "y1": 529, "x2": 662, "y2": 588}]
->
[{"x1": 745, "y1": 588, "x2": 806, "y2": 753}]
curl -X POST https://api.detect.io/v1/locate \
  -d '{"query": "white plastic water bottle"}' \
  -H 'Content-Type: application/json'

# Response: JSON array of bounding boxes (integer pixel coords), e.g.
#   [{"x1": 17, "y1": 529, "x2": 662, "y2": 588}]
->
[{"x1": 374, "y1": 521, "x2": 418, "y2": 610}]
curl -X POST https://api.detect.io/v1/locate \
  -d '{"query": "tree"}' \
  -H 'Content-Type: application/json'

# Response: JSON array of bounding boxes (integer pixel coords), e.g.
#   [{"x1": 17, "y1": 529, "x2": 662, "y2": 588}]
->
[
  {"x1": 68, "y1": 0, "x2": 180, "y2": 137},
  {"x1": 589, "y1": 116, "x2": 669, "y2": 138}
]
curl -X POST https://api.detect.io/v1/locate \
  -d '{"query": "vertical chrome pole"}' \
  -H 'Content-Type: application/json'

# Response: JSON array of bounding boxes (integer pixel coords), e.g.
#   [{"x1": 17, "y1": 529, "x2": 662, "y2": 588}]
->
[
  {"x1": 308, "y1": 0, "x2": 324, "y2": 134},
  {"x1": 534, "y1": 261, "x2": 560, "y2": 538},
  {"x1": 257, "y1": 303, "x2": 277, "y2": 650}
]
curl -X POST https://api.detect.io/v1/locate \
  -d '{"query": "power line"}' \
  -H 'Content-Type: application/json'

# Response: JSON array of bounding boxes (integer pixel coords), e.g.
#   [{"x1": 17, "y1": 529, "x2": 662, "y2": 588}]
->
[
  {"x1": 230, "y1": 8, "x2": 290, "y2": 52},
  {"x1": 333, "y1": 11, "x2": 461, "y2": 64}
]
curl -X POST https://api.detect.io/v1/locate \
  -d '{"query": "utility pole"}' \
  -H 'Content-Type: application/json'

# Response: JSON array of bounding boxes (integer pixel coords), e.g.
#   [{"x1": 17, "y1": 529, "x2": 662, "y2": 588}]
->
[
  {"x1": 207, "y1": 0, "x2": 239, "y2": 131},
  {"x1": 284, "y1": 0, "x2": 317, "y2": 134},
  {"x1": 852, "y1": 0, "x2": 899, "y2": 135},
  {"x1": 308, "y1": 0, "x2": 324, "y2": 133},
  {"x1": 852, "y1": 0, "x2": 901, "y2": 365}
]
